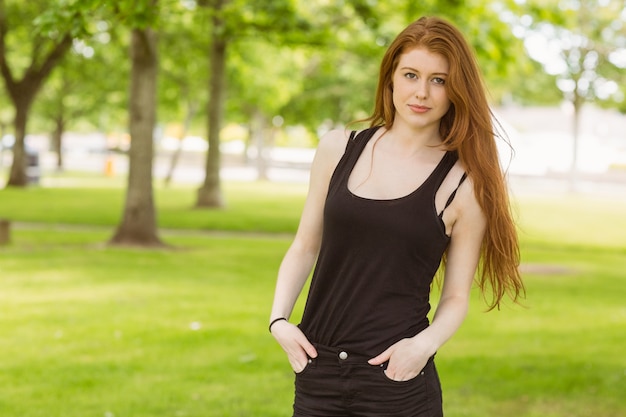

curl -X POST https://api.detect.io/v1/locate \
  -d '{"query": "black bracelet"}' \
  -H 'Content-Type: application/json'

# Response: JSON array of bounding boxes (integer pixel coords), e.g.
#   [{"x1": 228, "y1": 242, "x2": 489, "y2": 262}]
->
[{"x1": 269, "y1": 317, "x2": 287, "y2": 333}]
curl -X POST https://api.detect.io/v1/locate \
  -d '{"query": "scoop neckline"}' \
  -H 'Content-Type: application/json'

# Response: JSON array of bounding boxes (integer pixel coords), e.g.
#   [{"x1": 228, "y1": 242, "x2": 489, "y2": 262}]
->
[{"x1": 346, "y1": 151, "x2": 451, "y2": 202}]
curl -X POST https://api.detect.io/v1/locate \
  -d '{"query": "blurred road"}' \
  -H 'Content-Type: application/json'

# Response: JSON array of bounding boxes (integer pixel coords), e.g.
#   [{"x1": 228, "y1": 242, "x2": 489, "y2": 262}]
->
[
  {"x1": 1, "y1": 142, "x2": 625, "y2": 198},
  {"x1": 2, "y1": 103, "x2": 625, "y2": 197}
]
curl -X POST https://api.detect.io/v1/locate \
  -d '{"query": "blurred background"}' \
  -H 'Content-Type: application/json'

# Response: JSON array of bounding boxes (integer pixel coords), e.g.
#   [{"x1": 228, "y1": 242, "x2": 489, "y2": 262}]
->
[
  {"x1": 0, "y1": 1, "x2": 625, "y2": 417},
  {"x1": 1, "y1": 0, "x2": 625, "y2": 207}
]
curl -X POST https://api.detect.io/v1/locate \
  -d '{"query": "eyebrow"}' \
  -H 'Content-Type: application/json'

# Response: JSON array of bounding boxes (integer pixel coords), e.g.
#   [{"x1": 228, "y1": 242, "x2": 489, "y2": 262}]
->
[{"x1": 400, "y1": 66, "x2": 448, "y2": 76}]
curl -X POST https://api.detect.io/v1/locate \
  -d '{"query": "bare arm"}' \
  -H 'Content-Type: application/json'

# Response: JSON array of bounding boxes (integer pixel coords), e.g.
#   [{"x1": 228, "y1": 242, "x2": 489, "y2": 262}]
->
[
  {"x1": 418, "y1": 179, "x2": 486, "y2": 350},
  {"x1": 269, "y1": 129, "x2": 349, "y2": 371},
  {"x1": 368, "y1": 177, "x2": 487, "y2": 381}
]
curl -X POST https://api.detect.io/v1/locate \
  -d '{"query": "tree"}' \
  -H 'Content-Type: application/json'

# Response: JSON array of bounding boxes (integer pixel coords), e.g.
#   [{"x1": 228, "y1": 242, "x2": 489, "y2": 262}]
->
[
  {"x1": 193, "y1": 0, "x2": 315, "y2": 207},
  {"x1": 109, "y1": 0, "x2": 162, "y2": 246},
  {"x1": 35, "y1": 26, "x2": 127, "y2": 170},
  {"x1": 195, "y1": 0, "x2": 228, "y2": 208},
  {"x1": 158, "y1": 3, "x2": 206, "y2": 186},
  {"x1": 279, "y1": 1, "x2": 386, "y2": 131},
  {"x1": 227, "y1": 39, "x2": 307, "y2": 179},
  {"x1": 511, "y1": 0, "x2": 626, "y2": 174},
  {"x1": 196, "y1": 0, "x2": 407, "y2": 191},
  {"x1": 0, "y1": 0, "x2": 82, "y2": 187},
  {"x1": 282, "y1": 0, "x2": 531, "y2": 131}
]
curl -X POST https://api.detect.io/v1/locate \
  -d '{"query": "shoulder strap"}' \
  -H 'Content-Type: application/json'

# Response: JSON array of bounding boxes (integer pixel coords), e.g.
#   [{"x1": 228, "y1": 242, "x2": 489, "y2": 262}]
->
[
  {"x1": 328, "y1": 127, "x2": 381, "y2": 191},
  {"x1": 429, "y1": 151, "x2": 458, "y2": 192},
  {"x1": 439, "y1": 172, "x2": 467, "y2": 218},
  {"x1": 344, "y1": 126, "x2": 381, "y2": 154}
]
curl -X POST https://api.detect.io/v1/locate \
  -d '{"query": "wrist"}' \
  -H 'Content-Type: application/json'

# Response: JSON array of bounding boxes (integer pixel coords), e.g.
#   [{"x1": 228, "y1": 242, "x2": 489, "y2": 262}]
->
[
  {"x1": 411, "y1": 330, "x2": 441, "y2": 356},
  {"x1": 269, "y1": 317, "x2": 288, "y2": 333}
]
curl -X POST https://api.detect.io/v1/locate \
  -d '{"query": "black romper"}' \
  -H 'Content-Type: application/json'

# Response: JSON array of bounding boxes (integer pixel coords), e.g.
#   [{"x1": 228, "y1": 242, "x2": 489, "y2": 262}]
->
[{"x1": 299, "y1": 126, "x2": 465, "y2": 357}]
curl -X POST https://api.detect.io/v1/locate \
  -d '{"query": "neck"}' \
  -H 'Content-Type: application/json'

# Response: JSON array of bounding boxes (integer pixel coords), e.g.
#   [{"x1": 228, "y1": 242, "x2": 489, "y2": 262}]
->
[{"x1": 383, "y1": 122, "x2": 443, "y2": 153}]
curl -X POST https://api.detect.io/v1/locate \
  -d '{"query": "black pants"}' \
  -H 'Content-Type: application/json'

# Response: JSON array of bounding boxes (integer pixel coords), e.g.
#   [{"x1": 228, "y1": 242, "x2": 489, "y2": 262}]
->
[{"x1": 293, "y1": 344, "x2": 443, "y2": 417}]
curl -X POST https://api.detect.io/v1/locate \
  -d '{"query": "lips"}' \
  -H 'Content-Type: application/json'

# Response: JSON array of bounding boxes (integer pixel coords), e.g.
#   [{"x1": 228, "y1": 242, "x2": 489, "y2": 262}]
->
[{"x1": 408, "y1": 104, "x2": 430, "y2": 113}]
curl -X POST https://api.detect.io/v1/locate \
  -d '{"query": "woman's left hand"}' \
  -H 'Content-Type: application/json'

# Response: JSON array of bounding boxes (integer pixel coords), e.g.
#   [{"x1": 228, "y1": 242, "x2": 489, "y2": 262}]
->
[{"x1": 367, "y1": 337, "x2": 434, "y2": 382}]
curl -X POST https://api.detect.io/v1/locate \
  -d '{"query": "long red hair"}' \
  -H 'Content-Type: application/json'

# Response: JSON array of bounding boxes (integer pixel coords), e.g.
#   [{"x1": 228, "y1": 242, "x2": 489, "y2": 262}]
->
[{"x1": 365, "y1": 16, "x2": 524, "y2": 309}]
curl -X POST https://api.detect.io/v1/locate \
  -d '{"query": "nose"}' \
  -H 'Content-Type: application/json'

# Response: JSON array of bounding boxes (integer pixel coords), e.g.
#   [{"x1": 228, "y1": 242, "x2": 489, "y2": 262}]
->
[{"x1": 415, "y1": 79, "x2": 428, "y2": 99}]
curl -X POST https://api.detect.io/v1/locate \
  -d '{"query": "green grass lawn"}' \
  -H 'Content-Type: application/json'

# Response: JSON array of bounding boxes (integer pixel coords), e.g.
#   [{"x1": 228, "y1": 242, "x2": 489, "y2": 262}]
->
[
  {"x1": 0, "y1": 176, "x2": 306, "y2": 234},
  {"x1": 0, "y1": 178, "x2": 625, "y2": 416}
]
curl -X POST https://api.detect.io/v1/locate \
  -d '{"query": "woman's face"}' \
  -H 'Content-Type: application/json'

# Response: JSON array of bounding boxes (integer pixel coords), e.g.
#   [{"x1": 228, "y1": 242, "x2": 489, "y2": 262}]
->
[{"x1": 391, "y1": 47, "x2": 451, "y2": 132}]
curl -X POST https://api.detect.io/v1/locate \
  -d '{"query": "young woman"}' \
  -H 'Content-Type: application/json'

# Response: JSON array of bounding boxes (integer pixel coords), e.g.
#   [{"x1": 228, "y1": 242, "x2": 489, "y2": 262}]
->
[{"x1": 269, "y1": 16, "x2": 524, "y2": 417}]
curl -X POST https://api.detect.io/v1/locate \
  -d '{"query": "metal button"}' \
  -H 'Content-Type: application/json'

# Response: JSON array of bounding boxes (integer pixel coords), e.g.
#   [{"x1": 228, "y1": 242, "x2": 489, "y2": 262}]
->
[{"x1": 338, "y1": 351, "x2": 348, "y2": 360}]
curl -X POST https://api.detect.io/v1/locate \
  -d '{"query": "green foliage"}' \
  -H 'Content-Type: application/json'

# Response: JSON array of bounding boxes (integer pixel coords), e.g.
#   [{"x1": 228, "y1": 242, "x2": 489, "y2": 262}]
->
[
  {"x1": 279, "y1": 45, "x2": 380, "y2": 129},
  {"x1": 499, "y1": 57, "x2": 562, "y2": 106},
  {"x1": 229, "y1": 0, "x2": 310, "y2": 40},
  {"x1": 34, "y1": 23, "x2": 129, "y2": 134},
  {"x1": 228, "y1": 39, "x2": 306, "y2": 121},
  {"x1": 276, "y1": 1, "x2": 393, "y2": 129},
  {"x1": 109, "y1": 0, "x2": 160, "y2": 29},
  {"x1": 1, "y1": 1, "x2": 68, "y2": 77},
  {"x1": 32, "y1": 0, "x2": 100, "y2": 39},
  {"x1": 516, "y1": 0, "x2": 626, "y2": 106},
  {"x1": 153, "y1": 1, "x2": 208, "y2": 138},
  {"x1": 4, "y1": 0, "x2": 626, "y2": 145}
]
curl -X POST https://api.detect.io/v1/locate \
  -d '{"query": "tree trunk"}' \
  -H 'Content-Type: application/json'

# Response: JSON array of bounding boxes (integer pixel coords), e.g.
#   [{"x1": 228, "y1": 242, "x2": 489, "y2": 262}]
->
[
  {"x1": 0, "y1": 22, "x2": 72, "y2": 187},
  {"x1": 52, "y1": 116, "x2": 64, "y2": 171},
  {"x1": 196, "y1": 0, "x2": 227, "y2": 208},
  {"x1": 571, "y1": 95, "x2": 582, "y2": 175},
  {"x1": 7, "y1": 103, "x2": 28, "y2": 186},
  {"x1": 244, "y1": 123, "x2": 252, "y2": 164},
  {"x1": 251, "y1": 109, "x2": 269, "y2": 181},
  {"x1": 0, "y1": 122, "x2": 5, "y2": 170},
  {"x1": 568, "y1": 84, "x2": 584, "y2": 191},
  {"x1": 0, "y1": 219, "x2": 10, "y2": 245},
  {"x1": 110, "y1": 26, "x2": 162, "y2": 247},
  {"x1": 164, "y1": 100, "x2": 197, "y2": 187}
]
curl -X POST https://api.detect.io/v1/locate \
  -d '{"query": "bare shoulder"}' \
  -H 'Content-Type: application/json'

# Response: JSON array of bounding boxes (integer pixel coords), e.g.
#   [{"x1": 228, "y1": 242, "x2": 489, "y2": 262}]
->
[
  {"x1": 292, "y1": 129, "x2": 353, "y2": 250},
  {"x1": 310, "y1": 129, "x2": 352, "y2": 176},
  {"x1": 452, "y1": 174, "x2": 486, "y2": 234},
  {"x1": 316, "y1": 128, "x2": 351, "y2": 157}
]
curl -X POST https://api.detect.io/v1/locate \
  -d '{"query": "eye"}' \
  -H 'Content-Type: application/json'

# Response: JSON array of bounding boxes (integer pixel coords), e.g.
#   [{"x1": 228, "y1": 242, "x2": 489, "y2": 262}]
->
[
  {"x1": 404, "y1": 72, "x2": 417, "y2": 79},
  {"x1": 432, "y1": 77, "x2": 446, "y2": 85}
]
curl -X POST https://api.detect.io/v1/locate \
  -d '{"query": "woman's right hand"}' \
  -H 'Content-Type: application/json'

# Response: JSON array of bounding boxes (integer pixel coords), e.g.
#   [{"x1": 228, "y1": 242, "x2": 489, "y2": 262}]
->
[{"x1": 271, "y1": 320, "x2": 318, "y2": 373}]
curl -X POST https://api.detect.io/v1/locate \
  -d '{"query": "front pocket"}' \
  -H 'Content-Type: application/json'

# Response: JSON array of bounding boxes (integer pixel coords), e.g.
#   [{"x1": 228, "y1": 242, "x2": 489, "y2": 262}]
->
[
  {"x1": 364, "y1": 363, "x2": 429, "y2": 410},
  {"x1": 294, "y1": 358, "x2": 315, "y2": 376},
  {"x1": 378, "y1": 360, "x2": 430, "y2": 385},
  {"x1": 379, "y1": 368, "x2": 425, "y2": 384}
]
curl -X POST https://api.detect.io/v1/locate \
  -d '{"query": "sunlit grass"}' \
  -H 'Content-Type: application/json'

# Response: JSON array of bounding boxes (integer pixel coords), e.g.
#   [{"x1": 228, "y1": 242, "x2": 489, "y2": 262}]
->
[
  {"x1": 0, "y1": 180, "x2": 306, "y2": 234},
  {"x1": 514, "y1": 193, "x2": 626, "y2": 250},
  {"x1": 0, "y1": 179, "x2": 624, "y2": 416}
]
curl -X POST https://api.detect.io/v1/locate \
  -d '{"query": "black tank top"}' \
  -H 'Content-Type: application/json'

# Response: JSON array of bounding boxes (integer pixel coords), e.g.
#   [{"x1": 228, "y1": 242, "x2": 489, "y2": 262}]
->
[{"x1": 299, "y1": 126, "x2": 462, "y2": 356}]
